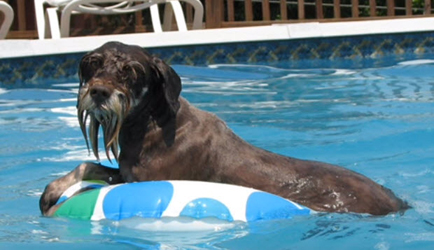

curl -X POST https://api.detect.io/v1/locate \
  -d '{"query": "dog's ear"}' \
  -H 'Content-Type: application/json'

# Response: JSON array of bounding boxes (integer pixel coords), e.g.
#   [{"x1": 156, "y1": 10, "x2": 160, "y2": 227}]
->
[
  {"x1": 149, "y1": 57, "x2": 181, "y2": 147},
  {"x1": 76, "y1": 52, "x2": 91, "y2": 108},
  {"x1": 151, "y1": 57, "x2": 182, "y2": 116}
]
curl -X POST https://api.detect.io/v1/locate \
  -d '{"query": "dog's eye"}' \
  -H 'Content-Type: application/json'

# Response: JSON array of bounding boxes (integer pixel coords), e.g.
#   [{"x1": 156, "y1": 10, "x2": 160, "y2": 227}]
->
[
  {"x1": 89, "y1": 59, "x2": 101, "y2": 70},
  {"x1": 121, "y1": 65, "x2": 137, "y2": 82},
  {"x1": 123, "y1": 65, "x2": 131, "y2": 73},
  {"x1": 122, "y1": 65, "x2": 131, "y2": 80}
]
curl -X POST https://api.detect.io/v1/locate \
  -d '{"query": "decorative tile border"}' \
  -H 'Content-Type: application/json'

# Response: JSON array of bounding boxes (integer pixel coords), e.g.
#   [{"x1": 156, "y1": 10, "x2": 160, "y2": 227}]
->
[{"x1": 1, "y1": 31, "x2": 434, "y2": 86}]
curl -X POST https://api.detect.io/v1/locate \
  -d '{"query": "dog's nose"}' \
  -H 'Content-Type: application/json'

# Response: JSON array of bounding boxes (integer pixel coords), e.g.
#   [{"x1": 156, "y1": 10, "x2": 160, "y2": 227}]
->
[{"x1": 89, "y1": 85, "x2": 112, "y2": 105}]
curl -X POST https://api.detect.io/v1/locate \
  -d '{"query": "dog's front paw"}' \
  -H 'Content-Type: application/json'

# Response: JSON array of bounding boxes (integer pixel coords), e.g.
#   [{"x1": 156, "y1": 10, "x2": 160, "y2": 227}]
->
[
  {"x1": 39, "y1": 181, "x2": 65, "y2": 216},
  {"x1": 39, "y1": 162, "x2": 123, "y2": 216}
]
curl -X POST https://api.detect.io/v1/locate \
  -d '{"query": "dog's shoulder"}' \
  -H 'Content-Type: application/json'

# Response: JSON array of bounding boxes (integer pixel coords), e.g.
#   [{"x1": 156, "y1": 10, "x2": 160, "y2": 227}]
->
[{"x1": 178, "y1": 97, "x2": 230, "y2": 132}]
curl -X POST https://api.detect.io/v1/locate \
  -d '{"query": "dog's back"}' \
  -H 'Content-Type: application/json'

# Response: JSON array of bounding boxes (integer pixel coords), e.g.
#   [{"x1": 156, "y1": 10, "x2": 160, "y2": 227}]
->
[{"x1": 122, "y1": 97, "x2": 408, "y2": 215}]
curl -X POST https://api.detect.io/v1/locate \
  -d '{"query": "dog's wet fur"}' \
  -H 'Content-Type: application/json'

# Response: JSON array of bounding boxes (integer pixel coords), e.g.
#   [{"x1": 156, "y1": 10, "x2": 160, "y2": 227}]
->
[{"x1": 40, "y1": 42, "x2": 409, "y2": 216}]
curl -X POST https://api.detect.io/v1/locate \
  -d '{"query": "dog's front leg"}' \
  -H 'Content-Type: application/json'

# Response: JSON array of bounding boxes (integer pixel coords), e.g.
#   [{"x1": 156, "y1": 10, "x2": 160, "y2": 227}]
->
[{"x1": 39, "y1": 162, "x2": 123, "y2": 216}]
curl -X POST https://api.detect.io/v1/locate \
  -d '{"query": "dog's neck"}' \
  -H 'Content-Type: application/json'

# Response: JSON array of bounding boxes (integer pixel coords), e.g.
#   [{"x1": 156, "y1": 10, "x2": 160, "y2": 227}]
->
[{"x1": 118, "y1": 91, "x2": 179, "y2": 155}]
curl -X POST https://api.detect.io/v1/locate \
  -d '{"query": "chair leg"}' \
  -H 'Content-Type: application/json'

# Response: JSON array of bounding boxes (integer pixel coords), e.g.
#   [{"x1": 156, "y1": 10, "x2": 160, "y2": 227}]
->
[
  {"x1": 47, "y1": 8, "x2": 61, "y2": 39},
  {"x1": 170, "y1": 1, "x2": 187, "y2": 31},
  {"x1": 34, "y1": 0, "x2": 50, "y2": 39},
  {"x1": 188, "y1": 0, "x2": 204, "y2": 29},
  {"x1": 150, "y1": 4, "x2": 163, "y2": 33},
  {"x1": 0, "y1": 2, "x2": 13, "y2": 39}
]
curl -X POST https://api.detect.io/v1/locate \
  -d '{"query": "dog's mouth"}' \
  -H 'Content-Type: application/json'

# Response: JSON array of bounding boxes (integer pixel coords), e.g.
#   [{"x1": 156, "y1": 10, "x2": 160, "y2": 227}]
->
[{"x1": 77, "y1": 87, "x2": 130, "y2": 162}]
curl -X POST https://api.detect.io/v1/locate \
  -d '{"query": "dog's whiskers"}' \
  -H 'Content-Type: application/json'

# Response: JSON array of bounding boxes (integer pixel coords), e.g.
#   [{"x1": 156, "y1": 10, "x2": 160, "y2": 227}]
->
[
  {"x1": 78, "y1": 109, "x2": 90, "y2": 153},
  {"x1": 77, "y1": 88, "x2": 129, "y2": 162},
  {"x1": 89, "y1": 116, "x2": 100, "y2": 160}
]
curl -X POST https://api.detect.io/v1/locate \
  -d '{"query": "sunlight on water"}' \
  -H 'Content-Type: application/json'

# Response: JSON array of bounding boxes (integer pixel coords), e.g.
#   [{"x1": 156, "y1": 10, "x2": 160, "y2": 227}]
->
[{"x1": 1, "y1": 58, "x2": 434, "y2": 249}]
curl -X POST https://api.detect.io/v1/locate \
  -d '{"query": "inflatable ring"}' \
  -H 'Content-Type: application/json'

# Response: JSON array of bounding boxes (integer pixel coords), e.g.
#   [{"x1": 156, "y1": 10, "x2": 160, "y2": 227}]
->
[{"x1": 54, "y1": 180, "x2": 312, "y2": 222}]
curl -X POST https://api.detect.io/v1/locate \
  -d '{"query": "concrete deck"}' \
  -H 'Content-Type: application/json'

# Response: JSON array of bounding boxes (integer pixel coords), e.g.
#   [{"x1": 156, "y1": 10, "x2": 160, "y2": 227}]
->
[{"x1": 2, "y1": 17, "x2": 434, "y2": 59}]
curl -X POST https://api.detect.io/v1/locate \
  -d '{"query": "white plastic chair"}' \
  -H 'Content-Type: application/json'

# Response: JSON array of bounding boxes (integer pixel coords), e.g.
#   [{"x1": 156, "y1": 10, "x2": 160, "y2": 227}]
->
[
  {"x1": 0, "y1": 1, "x2": 14, "y2": 39},
  {"x1": 34, "y1": 0, "x2": 203, "y2": 39}
]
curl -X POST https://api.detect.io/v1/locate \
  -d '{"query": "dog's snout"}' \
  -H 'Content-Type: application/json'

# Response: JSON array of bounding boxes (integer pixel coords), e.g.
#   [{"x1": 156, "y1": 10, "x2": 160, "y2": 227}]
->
[{"x1": 89, "y1": 85, "x2": 112, "y2": 105}]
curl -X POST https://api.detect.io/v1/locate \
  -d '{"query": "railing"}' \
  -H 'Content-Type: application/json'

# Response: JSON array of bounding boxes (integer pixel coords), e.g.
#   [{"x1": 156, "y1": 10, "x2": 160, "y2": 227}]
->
[
  {"x1": 206, "y1": 0, "x2": 434, "y2": 28},
  {"x1": 2, "y1": 0, "x2": 434, "y2": 39}
]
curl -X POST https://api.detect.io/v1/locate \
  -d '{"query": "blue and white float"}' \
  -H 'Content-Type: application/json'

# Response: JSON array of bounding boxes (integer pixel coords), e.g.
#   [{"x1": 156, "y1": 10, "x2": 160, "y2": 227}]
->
[{"x1": 54, "y1": 180, "x2": 313, "y2": 223}]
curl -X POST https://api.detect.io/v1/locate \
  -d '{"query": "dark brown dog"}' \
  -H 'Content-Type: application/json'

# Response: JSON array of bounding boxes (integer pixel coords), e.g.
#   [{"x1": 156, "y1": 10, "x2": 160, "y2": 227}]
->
[{"x1": 40, "y1": 41, "x2": 408, "y2": 216}]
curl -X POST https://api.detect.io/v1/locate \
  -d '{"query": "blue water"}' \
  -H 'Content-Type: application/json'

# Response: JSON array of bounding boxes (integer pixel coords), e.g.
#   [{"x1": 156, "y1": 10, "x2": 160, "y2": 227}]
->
[{"x1": 1, "y1": 58, "x2": 434, "y2": 249}]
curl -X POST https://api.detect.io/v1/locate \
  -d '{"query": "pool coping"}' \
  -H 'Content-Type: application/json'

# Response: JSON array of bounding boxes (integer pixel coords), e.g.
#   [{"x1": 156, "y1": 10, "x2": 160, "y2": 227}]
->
[{"x1": 2, "y1": 16, "x2": 434, "y2": 59}]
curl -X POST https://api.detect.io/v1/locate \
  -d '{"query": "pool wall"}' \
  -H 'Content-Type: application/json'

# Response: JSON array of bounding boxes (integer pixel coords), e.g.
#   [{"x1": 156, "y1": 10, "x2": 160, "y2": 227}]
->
[{"x1": 2, "y1": 17, "x2": 434, "y2": 85}]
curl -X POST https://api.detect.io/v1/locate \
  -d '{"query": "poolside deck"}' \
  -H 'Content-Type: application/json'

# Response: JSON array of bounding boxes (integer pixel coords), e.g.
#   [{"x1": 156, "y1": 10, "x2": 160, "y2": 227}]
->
[
  {"x1": 3, "y1": 17, "x2": 434, "y2": 59},
  {"x1": 2, "y1": 16, "x2": 434, "y2": 85},
  {"x1": 3, "y1": 0, "x2": 434, "y2": 40}
]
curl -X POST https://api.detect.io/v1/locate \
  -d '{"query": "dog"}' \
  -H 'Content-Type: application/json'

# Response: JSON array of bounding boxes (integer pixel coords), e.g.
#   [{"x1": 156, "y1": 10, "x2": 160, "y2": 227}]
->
[{"x1": 40, "y1": 41, "x2": 408, "y2": 216}]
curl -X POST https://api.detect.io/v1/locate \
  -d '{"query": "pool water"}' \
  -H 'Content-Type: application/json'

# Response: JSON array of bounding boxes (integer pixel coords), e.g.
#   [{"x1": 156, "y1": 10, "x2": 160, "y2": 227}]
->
[{"x1": 1, "y1": 57, "x2": 434, "y2": 249}]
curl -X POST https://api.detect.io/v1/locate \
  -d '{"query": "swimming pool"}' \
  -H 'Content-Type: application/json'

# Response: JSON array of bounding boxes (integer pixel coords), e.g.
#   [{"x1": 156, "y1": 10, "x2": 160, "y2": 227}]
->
[{"x1": 1, "y1": 55, "x2": 434, "y2": 249}]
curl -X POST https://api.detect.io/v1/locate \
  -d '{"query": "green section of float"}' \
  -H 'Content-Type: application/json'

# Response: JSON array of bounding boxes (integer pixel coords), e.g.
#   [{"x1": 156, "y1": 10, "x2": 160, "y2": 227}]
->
[
  {"x1": 54, "y1": 189, "x2": 101, "y2": 220},
  {"x1": 87, "y1": 180, "x2": 108, "y2": 185}
]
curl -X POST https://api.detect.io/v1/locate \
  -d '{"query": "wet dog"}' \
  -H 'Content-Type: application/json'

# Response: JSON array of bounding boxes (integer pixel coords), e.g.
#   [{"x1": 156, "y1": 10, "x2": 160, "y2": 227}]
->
[{"x1": 40, "y1": 42, "x2": 408, "y2": 216}]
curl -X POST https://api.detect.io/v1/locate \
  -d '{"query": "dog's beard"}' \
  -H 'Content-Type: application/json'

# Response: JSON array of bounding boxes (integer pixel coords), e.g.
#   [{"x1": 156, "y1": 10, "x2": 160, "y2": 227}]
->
[{"x1": 77, "y1": 88, "x2": 130, "y2": 162}]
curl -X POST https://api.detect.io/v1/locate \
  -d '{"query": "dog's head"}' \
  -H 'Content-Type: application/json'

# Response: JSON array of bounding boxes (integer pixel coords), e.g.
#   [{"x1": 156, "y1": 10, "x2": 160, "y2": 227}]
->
[{"x1": 77, "y1": 41, "x2": 181, "y2": 161}]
